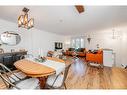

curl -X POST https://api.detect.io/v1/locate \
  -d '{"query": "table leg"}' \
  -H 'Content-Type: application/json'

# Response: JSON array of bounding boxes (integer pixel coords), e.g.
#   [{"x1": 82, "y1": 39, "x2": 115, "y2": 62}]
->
[{"x1": 38, "y1": 77, "x2": 47, "y2": 89}]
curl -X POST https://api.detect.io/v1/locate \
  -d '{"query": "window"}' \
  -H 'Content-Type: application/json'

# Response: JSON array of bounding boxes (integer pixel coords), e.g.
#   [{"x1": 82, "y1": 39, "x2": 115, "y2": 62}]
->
[{"x1": 71, "y1": 37, "x2": 85, "y2": 49}]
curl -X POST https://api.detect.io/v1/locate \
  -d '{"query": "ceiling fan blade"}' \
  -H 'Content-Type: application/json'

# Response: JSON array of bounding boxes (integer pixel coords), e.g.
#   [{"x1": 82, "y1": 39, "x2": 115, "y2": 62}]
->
[{"x1": 75, "y1": 5, "x2": 84, "y2": 13}]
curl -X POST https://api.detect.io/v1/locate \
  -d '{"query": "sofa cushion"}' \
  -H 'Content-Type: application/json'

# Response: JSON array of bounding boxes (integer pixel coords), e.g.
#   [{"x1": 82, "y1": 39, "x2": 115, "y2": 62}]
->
[
  {"x1": 68, "y1": 48, "x2": 75, "y2": 51},
  {"x1": 88, "y1": 50, "x2": 98, "y2": 54},
  {"x1": 77, "y1": 48, "x2": 85, "y2": 52},
  {"x1": 98, "y1": 49, "x2": 103, "y2": 54}
]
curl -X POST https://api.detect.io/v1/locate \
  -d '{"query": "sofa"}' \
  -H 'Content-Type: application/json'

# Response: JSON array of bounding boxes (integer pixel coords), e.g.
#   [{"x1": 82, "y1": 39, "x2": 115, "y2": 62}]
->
[
  {"x1": 86, "y1": 49, "x2": 103, "y2": 64},
  {"x1": 76, "y1": 48, "x2": 86, "y2": 57},
  {"x1": 64, "y1": 48, "x2": 86, "y2": 57},
  {"x1": 64, "y1": 48, "x2": 75, "y2": 56}
]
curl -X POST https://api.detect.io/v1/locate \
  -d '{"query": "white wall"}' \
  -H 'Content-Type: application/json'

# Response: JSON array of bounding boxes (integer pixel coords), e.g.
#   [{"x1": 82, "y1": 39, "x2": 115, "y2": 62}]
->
[
  {"x1": 65, "y1": 26, "x2": 127, "y2": 67},
  {"x1": 0, "y1": 19, "x2": 65, "y2": 56}
]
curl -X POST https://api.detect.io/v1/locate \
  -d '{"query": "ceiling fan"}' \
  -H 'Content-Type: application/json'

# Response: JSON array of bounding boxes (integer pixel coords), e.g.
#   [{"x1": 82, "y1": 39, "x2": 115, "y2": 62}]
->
[{"x1": 75, "y1": 5, "x2": 85, "y2": 14}]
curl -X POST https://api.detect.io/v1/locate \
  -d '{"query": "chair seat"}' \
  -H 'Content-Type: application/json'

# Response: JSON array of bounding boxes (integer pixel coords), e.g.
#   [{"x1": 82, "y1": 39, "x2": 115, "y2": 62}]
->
[
  {"x1": 12, "y1": 78, "x2": 39, "y2": 89},
  {"x1": 9, "y1": 72, "x2": 27, "y2": 83},
  {"x1": 46, "y1": 74, "x2": 64, "y2": 88}
]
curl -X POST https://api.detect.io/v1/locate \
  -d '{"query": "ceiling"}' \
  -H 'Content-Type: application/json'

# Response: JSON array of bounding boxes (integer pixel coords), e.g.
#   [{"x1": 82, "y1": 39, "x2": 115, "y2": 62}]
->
[{"x1": 0, "y1": 6, "x2": 127, "y2": 35}]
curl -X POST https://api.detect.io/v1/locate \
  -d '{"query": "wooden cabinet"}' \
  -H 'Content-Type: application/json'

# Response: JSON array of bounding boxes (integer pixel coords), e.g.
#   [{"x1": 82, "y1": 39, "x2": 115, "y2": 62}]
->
[{"x1": 0, "y1": 51, "x2": 27, "y2": 71}]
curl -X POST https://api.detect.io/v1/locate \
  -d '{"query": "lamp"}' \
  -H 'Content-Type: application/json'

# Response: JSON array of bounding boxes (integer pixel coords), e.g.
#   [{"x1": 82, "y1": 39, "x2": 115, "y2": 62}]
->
[{"x1": 18, "y1": 7, "x2": 34, "y2": 29}]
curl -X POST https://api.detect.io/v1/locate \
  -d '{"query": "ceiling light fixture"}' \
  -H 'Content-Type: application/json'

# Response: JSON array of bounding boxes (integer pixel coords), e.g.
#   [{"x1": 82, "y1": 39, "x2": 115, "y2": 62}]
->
[{"x1": 18, "y1": 7, "x2": 34, "y2": 29}]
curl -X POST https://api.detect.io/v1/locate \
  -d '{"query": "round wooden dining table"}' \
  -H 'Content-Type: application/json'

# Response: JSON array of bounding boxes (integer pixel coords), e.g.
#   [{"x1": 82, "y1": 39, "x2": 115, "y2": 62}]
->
[{"x1": 14, "y1": 58, "x2": 57, "y2": 89}]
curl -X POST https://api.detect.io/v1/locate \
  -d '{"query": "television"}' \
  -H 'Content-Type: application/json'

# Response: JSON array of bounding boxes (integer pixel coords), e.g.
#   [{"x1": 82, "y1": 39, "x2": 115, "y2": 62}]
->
[{"x1": 55, "y1": 42, "x2": 63, "y2": 50}]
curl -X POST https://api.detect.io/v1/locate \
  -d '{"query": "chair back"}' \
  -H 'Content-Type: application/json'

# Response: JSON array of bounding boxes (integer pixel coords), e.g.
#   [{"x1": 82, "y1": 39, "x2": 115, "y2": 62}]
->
[
  {"x1": 20, "y1": 54, "x2": 34, "y2": 59},
  {"x1": 47, "y1": 51, "x2": 54, "y2": 57},
  {"x1": 62, "y1": 63, "x2": 71, "y2": 84},
  {"x1": 0, "y1": 63, "x2": 21, "y2": 89},
  {"x1": 49, "y1": 63, "x2": 71, "y2": 88}
]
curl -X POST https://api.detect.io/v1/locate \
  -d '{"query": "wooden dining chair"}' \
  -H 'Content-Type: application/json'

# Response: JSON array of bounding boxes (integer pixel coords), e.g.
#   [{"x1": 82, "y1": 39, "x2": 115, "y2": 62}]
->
[
  {"x1": 20, "y1": 54, "x2": 34, "y2": 59},
  {"x1": 0, "y1": 63, "x2": 39, "y2": 89},
  {"x1": 45, "y1": 63, "x2": 71, "y2": 89}
]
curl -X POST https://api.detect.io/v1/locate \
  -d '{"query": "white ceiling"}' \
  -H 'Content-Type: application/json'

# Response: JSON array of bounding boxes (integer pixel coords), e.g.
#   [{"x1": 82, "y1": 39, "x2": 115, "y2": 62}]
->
[{"x1": 0, "y1": 6, "x2": 127, "y2": 35}]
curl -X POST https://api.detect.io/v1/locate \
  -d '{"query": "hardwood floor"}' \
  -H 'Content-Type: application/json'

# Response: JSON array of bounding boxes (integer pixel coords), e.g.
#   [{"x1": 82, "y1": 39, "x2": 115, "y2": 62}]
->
[
  {"x1": 66, "y1": 58, "x2": 127, "y2": 89},
  {"x1": 0, "y1": 57, "x2": 127, "y2": 89},
  {"x1": 0, "y1": 70, "x2": 19, "y2": 89}
]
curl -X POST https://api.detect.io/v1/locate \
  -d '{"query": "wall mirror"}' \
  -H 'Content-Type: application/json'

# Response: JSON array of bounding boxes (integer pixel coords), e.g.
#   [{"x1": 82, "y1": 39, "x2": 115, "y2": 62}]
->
[{"x1": 0, "y1": 31, "x2": 21, "y2": 46}]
